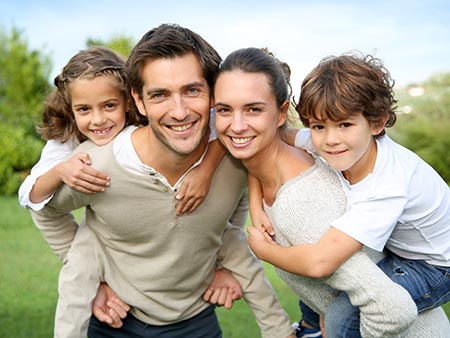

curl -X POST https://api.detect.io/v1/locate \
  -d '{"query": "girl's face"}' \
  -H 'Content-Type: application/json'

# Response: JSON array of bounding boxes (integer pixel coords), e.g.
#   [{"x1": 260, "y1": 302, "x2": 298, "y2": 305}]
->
[
  {"x1": 214, "y1": 70, "x2": 287, "y2": 162},
  {"x1": 309, "y1": 113, "x2": 384, "y2": 183},
  {"x1": 70, "y1": 75, "x2": 127, "y2": 146}
]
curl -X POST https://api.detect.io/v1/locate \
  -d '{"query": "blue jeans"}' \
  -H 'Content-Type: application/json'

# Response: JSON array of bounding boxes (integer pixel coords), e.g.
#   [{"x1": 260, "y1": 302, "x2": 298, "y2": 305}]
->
[
  {"x1": 325, "y1": 252, "x2": 450, "y2": 338},
  {"x1": 299, "y1": 300, "x2": 321, "y2": 328},
  {"x1": 88, "y1": 305, "x2": 221, "y2": 338}
]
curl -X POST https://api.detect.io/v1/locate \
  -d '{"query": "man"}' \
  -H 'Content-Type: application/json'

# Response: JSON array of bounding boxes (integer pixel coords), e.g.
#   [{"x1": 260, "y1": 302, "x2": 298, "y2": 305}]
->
[{"x1": 32, "y1": 24, "x2": 294, "y2": 338}]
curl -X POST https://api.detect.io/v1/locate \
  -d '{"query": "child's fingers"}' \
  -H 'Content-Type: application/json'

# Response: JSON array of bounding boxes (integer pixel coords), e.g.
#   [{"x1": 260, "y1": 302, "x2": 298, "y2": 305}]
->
[{"x1": 76, "y1": 152, "x2": 91, "y2": 165}]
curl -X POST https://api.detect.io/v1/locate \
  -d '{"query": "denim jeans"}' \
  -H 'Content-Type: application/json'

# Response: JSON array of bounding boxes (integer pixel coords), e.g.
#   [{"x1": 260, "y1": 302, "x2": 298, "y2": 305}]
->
[
  {"x1": 324, "y1": 252, "x2": 450, "y2": 338},
  {"x1": 88, "y1": 305, "x2": 221, "y2": 338},
  {"x1": 299, "y1": 300, "x2": 321, "y2": 328}
]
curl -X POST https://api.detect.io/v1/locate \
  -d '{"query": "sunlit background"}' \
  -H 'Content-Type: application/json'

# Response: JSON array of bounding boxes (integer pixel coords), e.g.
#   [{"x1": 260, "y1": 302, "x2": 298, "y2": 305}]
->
[{"x1": 2, "y1": 0, "x2": 450, "y2": 93}]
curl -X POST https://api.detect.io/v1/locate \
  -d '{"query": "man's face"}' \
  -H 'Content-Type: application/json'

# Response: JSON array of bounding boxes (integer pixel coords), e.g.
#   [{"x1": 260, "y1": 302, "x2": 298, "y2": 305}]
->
[{"x1": 132, "y1": 52, "x2": 211, "y2": 156}]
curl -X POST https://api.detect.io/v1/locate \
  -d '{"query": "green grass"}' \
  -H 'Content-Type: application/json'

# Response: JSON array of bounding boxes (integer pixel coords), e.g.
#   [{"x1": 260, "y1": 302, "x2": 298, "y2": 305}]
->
[{"x1": 0, "y1": 195, "x2": 448, "y2": 337}]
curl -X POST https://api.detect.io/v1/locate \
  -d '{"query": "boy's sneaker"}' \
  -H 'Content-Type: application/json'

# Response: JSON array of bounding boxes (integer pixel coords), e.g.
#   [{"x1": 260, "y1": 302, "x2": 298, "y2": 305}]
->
[{"x1": 293, "y1": 321, "x2": 322, "y2": 338}]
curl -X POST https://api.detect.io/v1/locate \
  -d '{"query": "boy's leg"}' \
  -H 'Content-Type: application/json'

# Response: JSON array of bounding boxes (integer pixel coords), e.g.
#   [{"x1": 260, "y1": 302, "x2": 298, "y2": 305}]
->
[
  {"x1": 377, "y1": 252, "x2": 450, "y2": 312},
  {"x1": 295, "y1": 301, "x2": 322, "y2": 338},
  {"x1": 324, "y1": 293, "x2": 360, "y2": 338}
]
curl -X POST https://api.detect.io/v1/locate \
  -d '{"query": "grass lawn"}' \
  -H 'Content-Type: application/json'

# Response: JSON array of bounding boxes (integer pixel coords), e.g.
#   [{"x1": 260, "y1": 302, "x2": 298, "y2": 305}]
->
[{"x1": 1, "y1": 195, "x2": 448, "y2": 337}]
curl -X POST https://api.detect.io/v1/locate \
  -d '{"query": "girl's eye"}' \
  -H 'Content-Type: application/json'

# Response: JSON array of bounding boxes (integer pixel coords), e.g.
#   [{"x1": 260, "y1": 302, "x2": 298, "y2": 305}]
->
[
  {"x1": 105, "y1": 102, "x2": 116, "y2": 109},
  {"x1": 76, "y1": 107, "x2": 90, "y2": 115}
]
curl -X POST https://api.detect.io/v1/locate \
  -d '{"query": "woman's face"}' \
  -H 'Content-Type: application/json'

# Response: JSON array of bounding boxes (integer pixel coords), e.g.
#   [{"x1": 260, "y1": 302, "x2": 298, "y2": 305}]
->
[{"x1": 214, "y1": 70, "x2": 287, "y2": 161}]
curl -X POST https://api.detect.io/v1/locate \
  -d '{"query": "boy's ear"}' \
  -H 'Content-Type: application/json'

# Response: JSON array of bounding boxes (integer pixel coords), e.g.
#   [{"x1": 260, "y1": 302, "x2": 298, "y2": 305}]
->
[{"x1": 371, "y1": 114, "x2": 389, "y2": 135}]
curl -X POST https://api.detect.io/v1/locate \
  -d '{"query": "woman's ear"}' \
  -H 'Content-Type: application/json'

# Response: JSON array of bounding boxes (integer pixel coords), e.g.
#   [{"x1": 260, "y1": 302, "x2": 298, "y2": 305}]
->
[{"x1": 277, "y1": 100, "x2": 289, "y2": 127}]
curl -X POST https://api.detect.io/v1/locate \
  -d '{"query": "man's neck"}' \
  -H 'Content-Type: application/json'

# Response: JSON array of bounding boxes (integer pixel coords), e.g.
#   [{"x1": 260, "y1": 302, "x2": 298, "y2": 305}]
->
[{"x1": 132, "y1": 126, "x2": 209, "y2": 186}]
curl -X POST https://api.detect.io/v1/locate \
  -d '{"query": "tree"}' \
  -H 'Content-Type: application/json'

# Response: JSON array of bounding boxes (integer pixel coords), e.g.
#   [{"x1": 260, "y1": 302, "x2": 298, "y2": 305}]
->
[
  {"x1": 0, "y1": 27, "x2": 52, "y2": 195},
  {"x1": 86, "y1": 34, "x2": 135, "y2": 58},
  {"x1": 391, "y1": 73, "x2": 450, "y2": 184}
]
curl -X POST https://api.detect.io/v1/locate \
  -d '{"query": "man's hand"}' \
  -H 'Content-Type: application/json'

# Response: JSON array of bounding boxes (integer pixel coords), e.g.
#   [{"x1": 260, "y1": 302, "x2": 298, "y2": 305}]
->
[
  {"x1": 203, "y1": 269, "x2": 243, "y2": 309},
  {"x1": 92, "y1": 282, "x2": 130, "y2": 328}
]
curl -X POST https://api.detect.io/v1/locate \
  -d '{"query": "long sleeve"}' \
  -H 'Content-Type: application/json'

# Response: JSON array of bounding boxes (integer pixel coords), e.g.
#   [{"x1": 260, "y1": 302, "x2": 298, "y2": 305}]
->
[
  {"x1": 30, "y1": 186, "x2": 84, "y2": 263},
  {"x1": 217, "y1": 190, "x2": 294, "y2": 338},
  {"x1": 19, "y1": 139, "x2": 77, "y2": 210}
]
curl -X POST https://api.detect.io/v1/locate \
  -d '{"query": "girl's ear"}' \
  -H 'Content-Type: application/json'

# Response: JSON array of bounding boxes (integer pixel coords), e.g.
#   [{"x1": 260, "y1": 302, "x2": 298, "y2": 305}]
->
[
  {"x1": 277, "y1": 100, "x2": 289, "y2": 127},
  {"x1": 131, "y1": 88, "x2": 146, "y2": 117}
]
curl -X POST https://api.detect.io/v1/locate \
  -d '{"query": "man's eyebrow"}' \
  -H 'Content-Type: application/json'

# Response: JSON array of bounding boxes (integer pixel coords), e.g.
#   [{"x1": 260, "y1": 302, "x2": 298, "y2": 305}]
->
[
  {"x1": 181, "y1": 81, "x2": 206, "y2": 91},
  {"x1": 145, "y1": 87, "x2": 167, "y2": 96}
]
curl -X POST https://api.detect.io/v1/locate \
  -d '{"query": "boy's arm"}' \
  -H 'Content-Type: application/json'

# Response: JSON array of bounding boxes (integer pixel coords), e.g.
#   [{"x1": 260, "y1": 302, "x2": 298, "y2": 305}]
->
[
  {"x1": 281, "y1": 127, "x2": 300, "y2": 146},
  {"x1": 247, "y1": 226, "x2": 362, "y2": 278},
  {"x1": 175, "y1": 139, "x2": 225, "y2": 215}
]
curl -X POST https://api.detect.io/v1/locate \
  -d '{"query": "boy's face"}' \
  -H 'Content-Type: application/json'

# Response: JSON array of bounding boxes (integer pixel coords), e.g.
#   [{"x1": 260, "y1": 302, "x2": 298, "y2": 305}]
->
[{"x1": 309, "y1": 113, "x2": 384, "y2": 183}]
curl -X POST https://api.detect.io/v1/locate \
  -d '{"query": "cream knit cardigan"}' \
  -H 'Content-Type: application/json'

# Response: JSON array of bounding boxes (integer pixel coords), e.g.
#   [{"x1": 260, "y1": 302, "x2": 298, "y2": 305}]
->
[{"x1": 266, "y1": 157, "x2": 450, "y2": 337}]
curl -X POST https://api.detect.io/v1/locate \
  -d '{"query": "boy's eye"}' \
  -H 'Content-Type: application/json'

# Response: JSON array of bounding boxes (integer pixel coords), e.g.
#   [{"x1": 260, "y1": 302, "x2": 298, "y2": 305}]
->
[
  {"x1": 340, "y1": 122, "x2": 352, "y2": 128},
  {"x1": 310, "y1": 124, "x2": 324, "y2": 130}
]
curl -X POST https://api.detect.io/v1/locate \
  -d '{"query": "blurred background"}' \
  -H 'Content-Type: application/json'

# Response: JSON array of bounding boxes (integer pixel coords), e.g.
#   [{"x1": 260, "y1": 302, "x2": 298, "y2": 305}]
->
[{"x1": 1, "y1": 0, "x2": 449, "y2": 337}]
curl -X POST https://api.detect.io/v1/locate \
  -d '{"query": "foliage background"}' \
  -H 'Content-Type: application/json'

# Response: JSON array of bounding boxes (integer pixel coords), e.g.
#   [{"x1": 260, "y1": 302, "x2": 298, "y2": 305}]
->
[
  {"x1": 1, "y1": 26, "x2": 449, "y2": 197},
  {"x1": 0, "y1": 25, "x2": 449, "y2": 336}
]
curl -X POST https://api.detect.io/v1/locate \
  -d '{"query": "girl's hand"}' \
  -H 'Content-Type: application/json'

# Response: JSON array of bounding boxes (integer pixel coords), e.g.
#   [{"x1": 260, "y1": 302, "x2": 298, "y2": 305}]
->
[
  {"x1": 175, "y1": 167, "x2": 211, "y2": 215},
  {"x1": 246, "y1": 225, "x2": 277, "y2": 259},
  {"x1": 57, "y1": 153, "x2": 110, "y2": 194},
  {"x1": 250, "y1": 207, "x2": 275, "y2": 238}
]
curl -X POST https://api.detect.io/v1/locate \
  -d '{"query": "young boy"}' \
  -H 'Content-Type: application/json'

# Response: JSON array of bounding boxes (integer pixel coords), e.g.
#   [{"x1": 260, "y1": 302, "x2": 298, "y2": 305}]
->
[{"x1": 292, "y1": 53, "x2": 450, "y2": 336}]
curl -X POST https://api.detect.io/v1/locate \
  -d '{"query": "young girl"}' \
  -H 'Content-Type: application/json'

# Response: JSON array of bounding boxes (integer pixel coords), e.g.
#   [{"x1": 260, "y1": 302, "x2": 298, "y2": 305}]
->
[
  {"x1": 213, "y1": 47, "x2": 433, "y2": 338},
  {"x1": 18, "y1": 46, "x2": 232, "y2": 337},
  {"x1": 250, "y1": 53, "x2": 450, "y2": 337}
]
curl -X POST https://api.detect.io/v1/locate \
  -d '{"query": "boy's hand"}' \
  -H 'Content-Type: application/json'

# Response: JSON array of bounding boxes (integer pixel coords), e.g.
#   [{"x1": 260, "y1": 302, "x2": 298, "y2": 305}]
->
[
  {"x1": 92, "y1": 282, "x2": 130, "y2": 328},
  {"x1": 175, "y1": 168, "x2": 211, "y2": 215},
  {"x1": 203, "y1": 269, "x2": 243, "y2": 309},
  {"x1": 57, "y1": 153, "x2": 110, "y2": 194}
]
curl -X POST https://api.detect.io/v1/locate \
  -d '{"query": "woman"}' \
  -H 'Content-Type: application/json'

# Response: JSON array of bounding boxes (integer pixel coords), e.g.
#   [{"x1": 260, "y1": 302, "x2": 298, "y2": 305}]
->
[{"x1": 213, "y1": 47, "x2": 449, "y2": 338}]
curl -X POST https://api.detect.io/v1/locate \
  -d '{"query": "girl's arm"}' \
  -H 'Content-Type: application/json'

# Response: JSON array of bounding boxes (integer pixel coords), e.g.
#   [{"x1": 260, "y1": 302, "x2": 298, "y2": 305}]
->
[
  {"x1": 175, "y1": 139, "x2": 225, "y2": 215},
  {"x1": 248, "y1": 173, "x2": 274, "y2": 237},
  {"x1": 19, "y1": 139, "x2": 109, "y2": 210},
  {"x1": 29, "y1": 152, "x2": 109, "y2": 203},
  {"x1": 247, "y1": 225, "x2": 362, "y2": 278}
]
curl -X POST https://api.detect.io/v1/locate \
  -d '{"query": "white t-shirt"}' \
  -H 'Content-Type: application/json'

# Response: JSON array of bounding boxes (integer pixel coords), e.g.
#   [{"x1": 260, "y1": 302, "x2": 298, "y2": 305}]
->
[{"x1": 295, "y1": 129, "x2": 450, "y2": 266}]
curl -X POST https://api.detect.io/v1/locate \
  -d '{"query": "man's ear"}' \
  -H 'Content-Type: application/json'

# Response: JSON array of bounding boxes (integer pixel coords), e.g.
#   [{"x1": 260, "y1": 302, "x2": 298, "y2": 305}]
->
[{"x1": 131, "y1": 88, "x2": 146, "y2": 117}]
